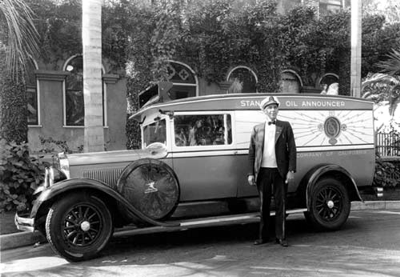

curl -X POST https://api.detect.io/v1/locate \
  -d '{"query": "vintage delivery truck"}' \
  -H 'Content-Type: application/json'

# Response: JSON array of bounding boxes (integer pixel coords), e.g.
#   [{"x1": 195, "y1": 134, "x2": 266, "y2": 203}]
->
[{"x1": 15, "y1": 93, "x2": 376, "y2": 261}]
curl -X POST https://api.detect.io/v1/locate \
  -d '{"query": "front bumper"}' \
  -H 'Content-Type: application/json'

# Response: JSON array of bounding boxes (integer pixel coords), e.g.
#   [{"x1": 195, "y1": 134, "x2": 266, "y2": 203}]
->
[{"x1": 15, "y1": 212, "x2": 35, "y2": 232}]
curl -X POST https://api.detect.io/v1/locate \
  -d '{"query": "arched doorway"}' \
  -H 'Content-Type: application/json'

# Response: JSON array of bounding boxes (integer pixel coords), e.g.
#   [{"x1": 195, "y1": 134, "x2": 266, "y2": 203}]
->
[
  {"x1": 227, "y1": 66, "x2": 258, "y2": 93},
  {"x1": 281, "y1": 70, "x2": 302, "y2": 94}
]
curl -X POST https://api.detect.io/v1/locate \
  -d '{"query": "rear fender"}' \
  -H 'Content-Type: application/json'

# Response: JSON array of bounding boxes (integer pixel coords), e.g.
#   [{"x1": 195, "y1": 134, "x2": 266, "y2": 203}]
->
[
  {"x1": 304, "y1": 164, "x2": 363, "y2": 210},
  {"x1": 35, "y1": 178, "x2": 179, "y2": 228}
]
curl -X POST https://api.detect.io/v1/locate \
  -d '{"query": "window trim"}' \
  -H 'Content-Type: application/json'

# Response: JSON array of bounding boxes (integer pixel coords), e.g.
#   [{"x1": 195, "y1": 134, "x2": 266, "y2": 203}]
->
[
  {"x1": 167, "y1": 60, "x2": 199, "y2": 97},
  {"x1": 226, "y1": 66, "x2": 258, "y2": 93},
  {"x1": 102, "y1": 81, "x2": 108, "y2": 128},
  {"x1": 318, "y1": 73, "x2": 339, "y2": 88},
  {"x1": 62, "y1": 55, "x2": 107, "y2": 128},
  {"x1": 141, "y1": 115, "x2": 170, "y2": 149},
  {"x1": 27, "y1": 80, "x2": 41, "y2": 127},
  {"x1": 281, "y1": 69, "x2": 304, "y2": 87},
  {"x1": 27, "y1": 57, "x2": 40, "y2": 127},
  {"x1": 171, "y1": 111, "x2": 233, "y2": 149}
]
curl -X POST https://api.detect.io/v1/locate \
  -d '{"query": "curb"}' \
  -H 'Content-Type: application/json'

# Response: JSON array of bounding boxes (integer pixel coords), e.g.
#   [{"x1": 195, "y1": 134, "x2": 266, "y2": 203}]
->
[
  {"x1": 351, "y1": 200, "x2": 400, "y2": 210},
  {"x1": 0, "y1": 230, "x2": 46, "y2": 251},
  {"x1": 2, "y1": 200, "x2": 400, "y2": 251}
]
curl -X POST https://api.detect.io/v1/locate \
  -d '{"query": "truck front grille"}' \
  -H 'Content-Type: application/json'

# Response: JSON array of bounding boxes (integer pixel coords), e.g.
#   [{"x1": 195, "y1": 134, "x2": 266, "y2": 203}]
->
[{"x1": 83, "y1": 168, "x2": 123, "y2": 189}]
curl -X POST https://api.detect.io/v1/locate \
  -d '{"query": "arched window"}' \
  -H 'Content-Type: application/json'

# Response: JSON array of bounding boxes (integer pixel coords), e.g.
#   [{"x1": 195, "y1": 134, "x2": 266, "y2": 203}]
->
[
  {"x1": 63, "y1": 55, "x2": 105, "y2": 127},
  {"x1": 26, "y1": 58, "x2": 39, "y2": 126},
  {"x1": 227, "y1": 66, "x2": 258, "y2": 93},
  {"x1": 138, "y1": 61, "x2": 198, "y2": 107},
  {"x1": 281, "y1": 70, "x2": 302, "y2": 94},
  {"x1": 319, "y1": 73, "x2": 339, "y2": 89},
  {"x1": 165, "y1": 61, "x2": 198, "y2": 99}
]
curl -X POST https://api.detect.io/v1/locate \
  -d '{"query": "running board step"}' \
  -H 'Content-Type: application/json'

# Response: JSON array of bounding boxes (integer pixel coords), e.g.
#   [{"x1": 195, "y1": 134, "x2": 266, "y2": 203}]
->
[{"x1": 113, "y1": 209, "x2": 306, "y2": 238}]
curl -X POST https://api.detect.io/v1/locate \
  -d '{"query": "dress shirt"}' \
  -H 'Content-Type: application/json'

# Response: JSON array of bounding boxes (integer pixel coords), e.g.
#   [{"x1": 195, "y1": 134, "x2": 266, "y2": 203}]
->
[{"x1": 261, "y1": 121, "x2": 277, "y2": 168}]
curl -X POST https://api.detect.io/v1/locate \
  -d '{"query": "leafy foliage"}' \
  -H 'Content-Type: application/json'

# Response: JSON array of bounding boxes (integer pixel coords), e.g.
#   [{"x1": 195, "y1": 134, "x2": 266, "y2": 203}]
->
[
  {"x1": 377, "y1": 49, "x2": 400, "y2": 76},
  {"x1": 0, "y1": 0, "x2": 39, "y2": 80},
  {"x1": 0, "y1": 57, "x2": 29, "y2": 144},
  {"x1": 373, "y1": 158, "x2": 400, "y2": 188},
  {"x1": 39, "y1": 136, "x2": 83, "y2": 155},
  {"x1": 17, "y1": 0, "x2": 399, "y2": 148},
  {"x1": 0, "y1": 139, "x2": 49, "y2": 212}
]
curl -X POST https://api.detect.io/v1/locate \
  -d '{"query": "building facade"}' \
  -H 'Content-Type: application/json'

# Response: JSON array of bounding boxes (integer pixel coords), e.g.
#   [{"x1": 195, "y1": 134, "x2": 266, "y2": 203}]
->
[
  {"x1": 26, "y1": 55, "x2": 127, "y2": 153},
  {"x1": 26, "y1": 0, "x2": 350, "y2": 153}
]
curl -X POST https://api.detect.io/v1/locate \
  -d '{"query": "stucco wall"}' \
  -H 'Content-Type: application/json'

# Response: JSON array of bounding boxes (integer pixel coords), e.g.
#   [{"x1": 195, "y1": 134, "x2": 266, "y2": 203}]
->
[
  {"x1": 104, "y1": 76, "x2": 127, "y2": 151},
  {"x1": 28, "y1": 71, "x2": 127, "y2": 153}
]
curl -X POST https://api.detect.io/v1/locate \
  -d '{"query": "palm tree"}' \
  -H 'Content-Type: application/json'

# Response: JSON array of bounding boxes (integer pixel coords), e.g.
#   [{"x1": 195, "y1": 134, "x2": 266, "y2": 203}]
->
[
  {"x1": 0, "y1": 0, "x2": 39, "y2": 143},
  {"x1": 82, "y1": 0, "x2": 105, "y2": 152},
  {"x1": 377, "y1": 49, "x2": 400, "y2": 76},
  {"x1": 362, "y1": 49, "x2": 400, "y2": 132}
]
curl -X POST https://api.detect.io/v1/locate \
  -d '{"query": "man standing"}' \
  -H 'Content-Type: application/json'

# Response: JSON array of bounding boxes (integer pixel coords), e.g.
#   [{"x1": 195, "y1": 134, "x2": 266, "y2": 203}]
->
[{"x1": 248, "y1": 96, "x2": 297, "y2": 247}]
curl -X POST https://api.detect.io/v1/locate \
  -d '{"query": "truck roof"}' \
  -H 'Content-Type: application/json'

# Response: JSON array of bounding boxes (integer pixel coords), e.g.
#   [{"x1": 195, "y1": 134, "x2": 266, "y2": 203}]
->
[{"x1": 130, "y1": 93, "x2": 374, "y2": 121}]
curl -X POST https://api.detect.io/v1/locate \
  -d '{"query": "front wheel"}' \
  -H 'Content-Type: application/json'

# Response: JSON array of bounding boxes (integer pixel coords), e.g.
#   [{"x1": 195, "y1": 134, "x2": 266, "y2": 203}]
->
[
  {"x1": 305, "y1": 177, "x2": 350, "y2": 231},
  {"x1": 45, "y1": 192, "x2": 113, "y2": 262}
]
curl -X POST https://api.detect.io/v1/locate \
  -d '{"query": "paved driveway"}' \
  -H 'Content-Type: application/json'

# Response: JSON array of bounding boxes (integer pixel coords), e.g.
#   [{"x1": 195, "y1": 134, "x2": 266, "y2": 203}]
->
[{"x1": 2, "y1": 209, "x2": 400, "y2": 277}]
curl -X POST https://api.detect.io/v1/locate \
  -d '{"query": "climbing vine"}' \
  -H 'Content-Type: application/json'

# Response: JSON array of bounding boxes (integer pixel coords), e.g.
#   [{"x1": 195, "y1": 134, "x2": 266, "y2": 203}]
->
[{"x1": 15, "y1": 0, "x2": 400, "y2": 149}]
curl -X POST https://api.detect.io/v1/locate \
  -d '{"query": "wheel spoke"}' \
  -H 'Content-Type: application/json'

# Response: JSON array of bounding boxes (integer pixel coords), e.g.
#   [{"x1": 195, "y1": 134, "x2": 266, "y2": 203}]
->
[
  {"x1": 61, "y1": 204, "x2": 104, "y2": 247},
  {"x1": 321, "y1": 189, "x2": 329, "y2": 200},
  {"x1": 83, "y1": 206, "x2": 90, "y2": 218},
  {"x1": 64, "y1": 224, "x2": 76, "y2": 230},
  {"x1": 88, "y1": 229, "x2": 99, "y2": 237},
  {"x1": 78, "y1": 206, "x2": 84, "y2": 218},
  {"x1": 87, "y1": 211, "x2": 98, "y2": 221},
  {"x1": 66, "y1": 230, "x2": 77, "y2": 239},
  {"x1": 90, "y1": 220, "x2": 100, "y2": 225},
  {"x1": 65, "y1": 217, "x2": 77, "y2": 225},
  {"x1": 72, "y1": 233, "x2": 80, "y2": 245}
]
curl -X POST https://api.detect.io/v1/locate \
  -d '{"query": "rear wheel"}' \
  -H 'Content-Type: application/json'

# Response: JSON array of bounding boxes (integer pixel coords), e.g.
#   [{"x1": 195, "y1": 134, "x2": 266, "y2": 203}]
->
[
  {"x1": 305, "y1": 177, "x2": 350, "y2": 231},
  {"x1": 45, "y1": 192, "x2": 113, "y2": 262}
]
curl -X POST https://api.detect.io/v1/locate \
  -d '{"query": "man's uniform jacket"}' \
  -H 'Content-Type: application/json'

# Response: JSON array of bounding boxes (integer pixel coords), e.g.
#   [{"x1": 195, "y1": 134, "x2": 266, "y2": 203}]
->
[{"x1": 248, "y1": 119, "x2": 297, "y2": 182}]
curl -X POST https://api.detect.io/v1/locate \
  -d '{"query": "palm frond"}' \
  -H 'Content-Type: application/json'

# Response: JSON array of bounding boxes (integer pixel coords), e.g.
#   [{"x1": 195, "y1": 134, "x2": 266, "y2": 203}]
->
[
  {"x1": 0, "y1": 0, "x2": 39, "y2": 80},
  {"x1": 362, "y1": 73, "x2": 400, "y2": 89},
  {"x1": 377, "y1": 49, "x2": 400, "y2": 76}
]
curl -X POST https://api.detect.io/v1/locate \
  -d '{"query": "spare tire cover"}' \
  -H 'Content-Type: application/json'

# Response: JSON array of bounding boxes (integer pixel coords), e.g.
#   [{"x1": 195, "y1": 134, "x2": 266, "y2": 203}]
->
[{"x1": 117, "y1": 159, "x2": 180, "y2": 220}]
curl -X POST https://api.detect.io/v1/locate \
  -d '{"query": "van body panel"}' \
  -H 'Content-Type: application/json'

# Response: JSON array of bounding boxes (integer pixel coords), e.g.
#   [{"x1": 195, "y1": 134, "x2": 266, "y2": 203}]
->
[
  {"x1": 171, "y1": 150, "x2": 243, "y2": 201},
  {"x1": 132, "y1": 94, "x2": 374, "y2": 120}
]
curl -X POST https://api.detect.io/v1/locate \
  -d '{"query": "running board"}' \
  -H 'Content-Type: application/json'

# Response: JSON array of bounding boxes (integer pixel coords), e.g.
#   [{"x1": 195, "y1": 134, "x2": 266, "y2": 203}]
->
[{"x1": 113, "y1": 208, "x2": 307, "y2": 238}]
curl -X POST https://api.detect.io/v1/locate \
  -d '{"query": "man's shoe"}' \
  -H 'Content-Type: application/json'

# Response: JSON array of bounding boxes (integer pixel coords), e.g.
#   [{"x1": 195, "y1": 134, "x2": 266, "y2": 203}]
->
[
  {"x1": 253, "y1": 239, "x2": 267, "y2": 245},
  {"x1": 275, "y1": 238, "x2": 288, "y2": 247}
]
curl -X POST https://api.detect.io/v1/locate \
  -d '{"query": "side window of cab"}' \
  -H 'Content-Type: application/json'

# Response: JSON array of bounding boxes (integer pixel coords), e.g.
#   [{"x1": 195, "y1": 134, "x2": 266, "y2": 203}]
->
[
  {"x1": 173, "y1": 114, "x2": 232, "y2": 147},
  {"x1": 142, "y1": 118, "x2": 167, "y2": 147}
]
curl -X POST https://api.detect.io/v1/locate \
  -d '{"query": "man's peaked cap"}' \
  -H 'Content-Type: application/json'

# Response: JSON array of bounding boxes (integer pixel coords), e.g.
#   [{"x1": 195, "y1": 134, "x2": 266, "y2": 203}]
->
[{"x1": 260, "y1": 96, "x2": 280, "y2": 110}]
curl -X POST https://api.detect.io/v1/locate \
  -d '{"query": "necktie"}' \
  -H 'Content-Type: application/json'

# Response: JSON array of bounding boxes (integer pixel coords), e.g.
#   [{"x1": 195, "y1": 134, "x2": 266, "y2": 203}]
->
[{"x1": 268, "y1": 121, "x2": 275, "y2": 125}]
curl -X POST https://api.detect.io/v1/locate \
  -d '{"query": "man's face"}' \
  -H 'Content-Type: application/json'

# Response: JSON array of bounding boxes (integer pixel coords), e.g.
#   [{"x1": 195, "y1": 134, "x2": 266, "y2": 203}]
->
[{"x1": 263, "y1": 104, "x2": 279, "y2": 121}]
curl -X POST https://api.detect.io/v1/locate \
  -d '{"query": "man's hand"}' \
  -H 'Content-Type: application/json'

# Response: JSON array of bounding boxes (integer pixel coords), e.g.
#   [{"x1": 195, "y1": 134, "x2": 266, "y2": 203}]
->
[
  {"x1": 248, "y1": 175, "x2": 256, "y2": 186},
  {"x1": 285, "y1": 171, "x2": 295, "y2": 184}
]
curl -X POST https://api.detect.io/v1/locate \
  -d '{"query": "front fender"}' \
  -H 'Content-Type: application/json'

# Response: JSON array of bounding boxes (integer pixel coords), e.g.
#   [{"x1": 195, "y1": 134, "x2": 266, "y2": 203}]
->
[
  {"x1": 305, "y1": 164, "x2": 363, "y2": 209},
  {"x1": 34, "y1": 178, "x2": 179, "y2": 228}
]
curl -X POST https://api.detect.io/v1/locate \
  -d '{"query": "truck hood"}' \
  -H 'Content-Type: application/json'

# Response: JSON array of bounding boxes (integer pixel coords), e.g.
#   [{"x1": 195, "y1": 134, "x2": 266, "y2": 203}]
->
[{"x1": 66, "y1": 144, "x2": 168, "y2": 166}]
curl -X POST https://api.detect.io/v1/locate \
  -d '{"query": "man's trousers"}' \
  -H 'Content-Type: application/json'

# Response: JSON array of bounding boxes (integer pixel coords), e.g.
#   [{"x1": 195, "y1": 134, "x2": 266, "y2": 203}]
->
[{"x1": 256, "y1": 167, "x2": 287, "y2": 240}]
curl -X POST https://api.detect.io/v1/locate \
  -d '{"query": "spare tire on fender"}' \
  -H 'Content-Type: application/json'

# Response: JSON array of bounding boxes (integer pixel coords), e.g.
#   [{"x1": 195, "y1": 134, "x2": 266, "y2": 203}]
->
[{"x1": 117, "y1": 158, "x2": 180, "y2": 221}]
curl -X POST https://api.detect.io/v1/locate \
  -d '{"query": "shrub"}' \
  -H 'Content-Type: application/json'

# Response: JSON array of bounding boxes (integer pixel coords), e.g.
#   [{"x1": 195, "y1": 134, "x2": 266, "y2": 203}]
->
[
  {"x1": 39, "y1": 136, "x2": 84, "y2": 164},
  {"x1": 373, "y1": 157, "x2": 400, "y2": 188},
  {"x1": 0, "y1": 139, "x2": 49, "y2": 212}
]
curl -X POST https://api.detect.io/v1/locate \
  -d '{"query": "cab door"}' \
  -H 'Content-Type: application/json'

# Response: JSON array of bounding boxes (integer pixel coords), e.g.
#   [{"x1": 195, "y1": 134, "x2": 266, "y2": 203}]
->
[{"x1": 170, "y1": 112, "x2": 237, "y2": 201}]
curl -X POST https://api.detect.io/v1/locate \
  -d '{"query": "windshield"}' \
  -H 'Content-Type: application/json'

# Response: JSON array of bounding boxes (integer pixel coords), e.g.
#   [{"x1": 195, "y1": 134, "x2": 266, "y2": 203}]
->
[{"x1": 143, "y1": 118, "x2": 167, "y2": 147}]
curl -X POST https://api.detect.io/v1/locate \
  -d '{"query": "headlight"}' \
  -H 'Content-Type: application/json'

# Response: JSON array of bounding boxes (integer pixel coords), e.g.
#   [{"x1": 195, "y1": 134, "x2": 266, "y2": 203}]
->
[
  {"x1": 58, "y1": 152, "x2": 70, "y2": 179},
  {"x1": 44, "y1": 167, "x2": 67, "y2": 189}
]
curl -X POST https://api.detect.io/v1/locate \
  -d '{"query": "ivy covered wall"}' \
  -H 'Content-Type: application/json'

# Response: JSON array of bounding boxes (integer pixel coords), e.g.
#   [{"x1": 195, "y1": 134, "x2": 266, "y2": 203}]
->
[{"x1": 24, "y1": 0, "x2": 400, "y2": 149}]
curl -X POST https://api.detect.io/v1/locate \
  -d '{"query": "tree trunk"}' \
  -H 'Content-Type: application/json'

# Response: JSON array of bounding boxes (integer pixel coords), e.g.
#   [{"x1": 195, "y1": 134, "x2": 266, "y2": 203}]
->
[
  {"x1": 82, "y1": 0, "x2": 104, "y2": 152},
  {"x1": 0, "y1": 49, "x2": 28, "y2": 144}
]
